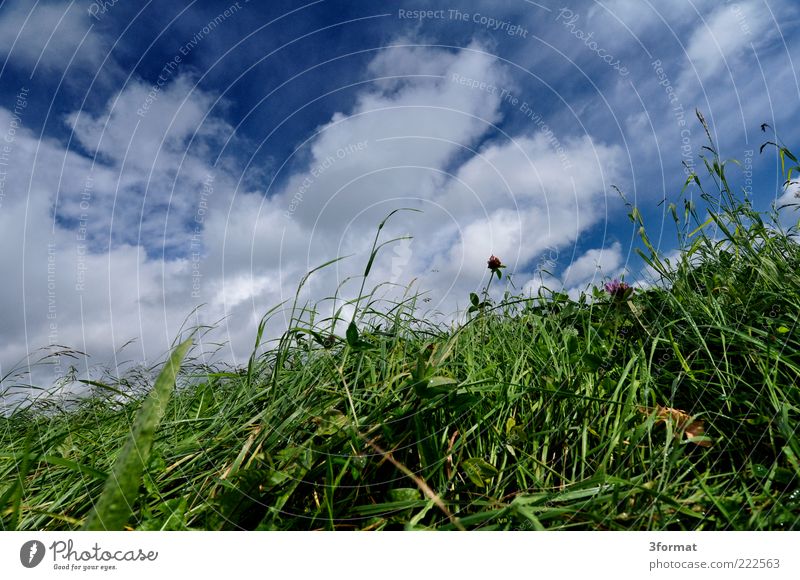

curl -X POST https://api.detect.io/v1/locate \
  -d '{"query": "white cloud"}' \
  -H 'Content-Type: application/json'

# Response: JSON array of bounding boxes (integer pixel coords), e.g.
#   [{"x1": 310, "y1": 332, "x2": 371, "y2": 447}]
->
[
  {"x1": 0, "y1": 76, "x2": 239, "y2": 392},
  {"x1": 276, "y1": 40, "x2": 508, "y2": 230},
  {"x1": 62, "y1": 75, "x2": 234, "y2": 252},
  {"x1": 0, "y1": 1, "x2": 107, "y2": 73},
  {"x1": 683, "y1": 1, "x2": 772, "y2": 82},
  {"x1": 66, "y1": 76, "x2": 228, "y2": 170},
  {"x1": 776, "y1": 182, "x2": 800, "y2": 230},
  {"x1": 587, "y1": 0, "x2": 717, "y2": 35},
  {"x1": 433, "y1": 133, "x2": 624, "y2": 276},
  {"x1": 561, "y1": 241, "x2": 624, "y2": 289}
]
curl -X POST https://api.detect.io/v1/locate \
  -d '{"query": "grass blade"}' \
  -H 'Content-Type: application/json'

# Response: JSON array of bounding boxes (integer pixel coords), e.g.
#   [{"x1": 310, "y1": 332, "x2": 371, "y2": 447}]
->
[{"x1": 82, "y1": 338, "x2": 192, "y2": 530}]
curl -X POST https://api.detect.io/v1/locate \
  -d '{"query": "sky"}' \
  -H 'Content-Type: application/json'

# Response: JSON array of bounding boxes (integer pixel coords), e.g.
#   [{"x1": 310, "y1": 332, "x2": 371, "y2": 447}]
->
[{"x1": 0, "y1": 0, "x2": 798, "y2": 404}]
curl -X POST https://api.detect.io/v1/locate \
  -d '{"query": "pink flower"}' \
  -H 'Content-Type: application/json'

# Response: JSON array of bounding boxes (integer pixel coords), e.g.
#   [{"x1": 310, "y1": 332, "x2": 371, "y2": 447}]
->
[{"x1": 604, "y1": 279, "x2": 632, "y2": 298}]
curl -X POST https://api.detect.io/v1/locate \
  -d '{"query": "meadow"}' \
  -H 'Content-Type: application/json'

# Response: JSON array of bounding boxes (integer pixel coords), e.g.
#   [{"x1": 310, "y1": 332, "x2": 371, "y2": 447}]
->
[{"x1": 2, "y1": 118, "x2": 799, "y2": 531}]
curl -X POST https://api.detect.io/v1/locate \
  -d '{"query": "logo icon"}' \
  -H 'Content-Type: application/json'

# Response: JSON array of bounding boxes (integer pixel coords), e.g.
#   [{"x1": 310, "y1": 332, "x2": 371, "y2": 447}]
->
[{"x1": 20, "y1": 540, "x2": 46, "y2": 568}]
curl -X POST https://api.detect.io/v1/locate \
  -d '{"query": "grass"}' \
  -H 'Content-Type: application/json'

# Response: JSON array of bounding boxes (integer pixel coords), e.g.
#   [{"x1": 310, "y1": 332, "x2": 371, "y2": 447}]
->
[{"x1": 1, "y1": 115, "x2": 799, "y2": 531}]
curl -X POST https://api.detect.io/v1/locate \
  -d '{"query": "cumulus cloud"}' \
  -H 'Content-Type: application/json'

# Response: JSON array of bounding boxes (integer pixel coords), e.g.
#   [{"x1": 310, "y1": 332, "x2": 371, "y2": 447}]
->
[
  {"x1": 561, "y1": 241, "x2": 625, "y2": 289},
  {"x1": 274, "y1": 41, "x2": 507, "y2": 229},
  {"x1": 0, "y1": 73, "x2": 241, "y2": 396},
  {"x1": 60, "y1": 74, "x2": 235, "y2": 253},
  {"x1": 435, "y1": 133, "x2": 623, "y2": 269},
  {"x1": 0, "y1": 0, "x2": 107, "y2": 74}
]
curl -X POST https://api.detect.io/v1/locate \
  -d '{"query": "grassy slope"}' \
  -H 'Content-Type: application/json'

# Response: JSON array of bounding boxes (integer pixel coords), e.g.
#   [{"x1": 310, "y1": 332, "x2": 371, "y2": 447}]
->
[{"x1": 2, "y1": 126, "x2": 799, "y2": 531}]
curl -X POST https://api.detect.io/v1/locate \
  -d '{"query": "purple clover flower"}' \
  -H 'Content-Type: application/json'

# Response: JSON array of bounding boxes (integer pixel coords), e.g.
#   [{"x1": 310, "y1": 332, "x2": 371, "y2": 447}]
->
[{"x1": 604, "y1": 279, "x2": 632, "y2": 298}]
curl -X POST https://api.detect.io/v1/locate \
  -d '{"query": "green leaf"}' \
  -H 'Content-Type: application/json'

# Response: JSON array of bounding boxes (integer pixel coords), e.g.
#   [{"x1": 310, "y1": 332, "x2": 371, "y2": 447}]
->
[
  {"x1": 426, "y1": 376, "x2": 458, "y2": 396},
  {"x1": 77, "y1": 379, "x2": 130, "y2": 399},
  {"x1": 470, "y1": 292, "x2": 480, "y2": 307},
  {"x1": 346, "y1": 322, "x2": 359, "y2": 347},
  {"x1": 688, "y1": 216, "x2": 714, "y2": 238},
  {"x1": 83, "y1": 338, "x2": 192, "y2": 531},
  {"x1": 505, "y1": 417, "x2": 516, "y2": 436},
  {"x1": 582, "y1": 353, "x2": 605, "y2": 372},
  {"x1": 314, "y1": 409, "x2": 349, "y2": 437},
  {"x1": 388, "y1": 488, "x2": 422, "y2": 502},
  {"x1": 427, "y1": 376, "x2": 458, "y2": 389},
  {"x1": 351, "y1": 340, "x2": 375, "y2": 352},
  {"x1": 40, "y1": 455, "x2": 107, "y2": 480},
  {"x1": 407, "y1": 377, "x2": 429, "y2": 398},
  {"x1": 777, "y1": 326, "x2": 790, "y2": 334},
  {"x1": 462, "y1": 457, "x2": 499, "y2": 487},
  {"x1": 566, "y1": 334, "x2": 579, "y2": 356},
  {"x1": 508, "y1": 426, "x2": 527, "y2": 443}
]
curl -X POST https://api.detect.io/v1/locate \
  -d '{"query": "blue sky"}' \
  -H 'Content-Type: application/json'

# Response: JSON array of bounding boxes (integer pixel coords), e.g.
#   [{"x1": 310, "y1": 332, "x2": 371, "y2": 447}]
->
[{"x1": 1, "y1": 0, "x2": 799, "y2": 397}]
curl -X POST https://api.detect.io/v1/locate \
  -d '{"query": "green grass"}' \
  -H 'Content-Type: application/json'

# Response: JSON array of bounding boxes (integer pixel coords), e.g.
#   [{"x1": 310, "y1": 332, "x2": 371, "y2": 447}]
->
[{"x1": 2, "y1": 116, "x2": 799, "y2": 530}]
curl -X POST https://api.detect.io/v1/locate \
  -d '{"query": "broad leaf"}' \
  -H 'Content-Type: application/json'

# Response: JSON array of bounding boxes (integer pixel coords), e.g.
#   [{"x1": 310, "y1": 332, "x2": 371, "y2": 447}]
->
[{"x1": 83, "y1": 338, "x2": 192, "y2": 530}]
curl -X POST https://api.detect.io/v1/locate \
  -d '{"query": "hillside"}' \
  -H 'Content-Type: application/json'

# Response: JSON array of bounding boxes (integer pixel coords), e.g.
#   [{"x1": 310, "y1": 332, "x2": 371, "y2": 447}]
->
[{"x1": 2, "y1": 128, "x2": 799, "y2": 531}]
